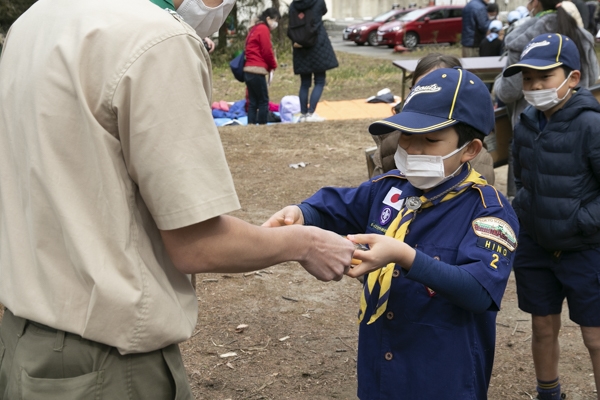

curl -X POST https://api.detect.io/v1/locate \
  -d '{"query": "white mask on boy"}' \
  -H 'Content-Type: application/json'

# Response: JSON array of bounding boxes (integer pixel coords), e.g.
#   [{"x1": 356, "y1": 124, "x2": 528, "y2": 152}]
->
[
  {"x1": 522, "y1": 72, "x2": 572, "y2": 111},
  {"x1": 394, "y1": 142, "x2": 469, "y2": 190},
  {"x1": 177, "y1": 0, "x2": 235, "y2": 39}
]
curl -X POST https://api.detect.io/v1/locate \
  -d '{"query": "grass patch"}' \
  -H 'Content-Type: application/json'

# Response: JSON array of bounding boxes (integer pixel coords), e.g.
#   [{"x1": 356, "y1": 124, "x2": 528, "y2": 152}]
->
[
  {"x1": 211, "y1": 50, "x2": 409, "y2": 104},
  {"x1": 210, "y1": 43, "x2": 471, "y2": 105},
  {"x1": 210, "y1": 42, "x2": 600, "y2": 106}
]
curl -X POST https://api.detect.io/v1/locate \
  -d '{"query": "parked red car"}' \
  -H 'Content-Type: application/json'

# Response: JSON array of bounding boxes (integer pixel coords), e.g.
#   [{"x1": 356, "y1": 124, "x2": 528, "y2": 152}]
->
[
  {"x1": 376, "y1": 6, "x2": 464, "y2": 49},
  {"x1": 343, "y1": 8, "x2": 412, "y2": 46}
]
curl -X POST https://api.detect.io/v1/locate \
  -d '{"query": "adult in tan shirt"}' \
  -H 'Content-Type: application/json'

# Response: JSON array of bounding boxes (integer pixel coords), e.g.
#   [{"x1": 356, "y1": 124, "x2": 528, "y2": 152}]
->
[{"x1": 0, "y1": 0, "x2": 354, "y2": 398}]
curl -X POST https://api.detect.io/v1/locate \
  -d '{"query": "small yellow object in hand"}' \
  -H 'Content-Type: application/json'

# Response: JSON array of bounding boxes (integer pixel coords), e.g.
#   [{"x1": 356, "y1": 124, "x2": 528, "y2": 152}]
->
[{"x1": 346, "y1": 238, "x2": 367, "y2": 266}]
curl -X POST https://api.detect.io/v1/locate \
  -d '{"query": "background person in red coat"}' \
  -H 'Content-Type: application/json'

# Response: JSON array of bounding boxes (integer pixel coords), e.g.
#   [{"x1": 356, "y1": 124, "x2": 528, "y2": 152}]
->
[{"x1": 244, "y1": 8, "x2": 280, "y2": 125}]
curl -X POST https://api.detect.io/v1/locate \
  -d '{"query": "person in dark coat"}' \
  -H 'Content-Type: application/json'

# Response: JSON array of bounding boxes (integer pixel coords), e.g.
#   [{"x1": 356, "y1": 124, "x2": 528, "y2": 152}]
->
[
  {"x1": 290, "y1": 0, "x2": 338, "y2": 122},
  {"x1": 461, "y1": 0, "x2": 491, "y2": 56}
]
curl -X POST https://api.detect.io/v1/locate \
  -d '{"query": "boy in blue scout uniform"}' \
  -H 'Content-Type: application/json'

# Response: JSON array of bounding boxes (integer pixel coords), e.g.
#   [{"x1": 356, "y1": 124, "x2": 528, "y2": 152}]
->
[
  {"x1": 263, "y1": 68, "x2": 519, "y2": 399},
  {"x1": 503, "y1": 33, "x2": 600, "y2": 400}
]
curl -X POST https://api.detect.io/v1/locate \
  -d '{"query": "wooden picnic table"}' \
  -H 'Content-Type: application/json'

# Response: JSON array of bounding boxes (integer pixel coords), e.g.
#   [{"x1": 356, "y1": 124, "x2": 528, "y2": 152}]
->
[
  {"x1": 389, "y1": 59, "x2": 600, "y2": 170},
  {"x1": 393, "y1": 56, "x2": 506, "y2": 98},
  {"x1": 393, "y1": 56, "x2": 509, "y2": 167}
]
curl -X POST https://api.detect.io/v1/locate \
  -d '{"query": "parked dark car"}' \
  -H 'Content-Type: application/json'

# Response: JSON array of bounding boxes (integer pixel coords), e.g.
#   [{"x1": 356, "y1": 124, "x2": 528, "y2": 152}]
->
[
  {"x1": 376, "y1": 6, "x2": 464, "y2": 49},
  {"x1": 343, "y1": 8, "x2": 412, "y2": 46}
]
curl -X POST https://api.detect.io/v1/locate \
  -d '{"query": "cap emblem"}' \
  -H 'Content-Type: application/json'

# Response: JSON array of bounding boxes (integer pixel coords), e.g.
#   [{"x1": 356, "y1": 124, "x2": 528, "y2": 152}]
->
[
  {"x1": 404, "y1": 83, "x2": 441, "y2": 107},
  {"x1": 521, "y1": 40, "x2": 550, "y2": 59}
]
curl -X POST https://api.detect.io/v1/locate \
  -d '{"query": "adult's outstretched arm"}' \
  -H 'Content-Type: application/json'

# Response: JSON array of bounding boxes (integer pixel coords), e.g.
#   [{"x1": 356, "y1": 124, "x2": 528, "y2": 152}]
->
[{"x1": 160, "y1": 215, "x2": 355, "y2": 281}]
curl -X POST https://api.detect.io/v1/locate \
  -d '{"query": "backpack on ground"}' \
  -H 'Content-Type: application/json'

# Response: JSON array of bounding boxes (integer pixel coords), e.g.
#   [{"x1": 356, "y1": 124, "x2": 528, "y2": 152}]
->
[
  {"x1": 287, "y1": 5, "x2": 318, "y2": 48},
  {"x1": 279, "y1": 95, "x2": 301, "y2": 123}
]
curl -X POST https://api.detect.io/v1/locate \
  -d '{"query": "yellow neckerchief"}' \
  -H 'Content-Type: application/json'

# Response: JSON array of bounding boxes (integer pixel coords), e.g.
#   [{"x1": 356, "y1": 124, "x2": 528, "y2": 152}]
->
[{"x1": 358, "y1": 166, "x2": 488, "y2": 324}]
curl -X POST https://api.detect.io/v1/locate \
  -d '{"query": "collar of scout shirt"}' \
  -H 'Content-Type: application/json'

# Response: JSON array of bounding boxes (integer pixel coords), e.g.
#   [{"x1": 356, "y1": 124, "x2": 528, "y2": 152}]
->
[
  {"x1": 149, "y1": 0, "x2": 176, "y2": 11},
  {"x1": 358, "y1": 164, "x2": 488, "y2": 324}
]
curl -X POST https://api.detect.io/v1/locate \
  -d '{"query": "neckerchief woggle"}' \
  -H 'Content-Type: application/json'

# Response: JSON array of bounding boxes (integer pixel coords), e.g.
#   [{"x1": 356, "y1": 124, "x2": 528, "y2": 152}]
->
[{"x1": 358, "y1": 165, "x2": 488, "y2": 324}]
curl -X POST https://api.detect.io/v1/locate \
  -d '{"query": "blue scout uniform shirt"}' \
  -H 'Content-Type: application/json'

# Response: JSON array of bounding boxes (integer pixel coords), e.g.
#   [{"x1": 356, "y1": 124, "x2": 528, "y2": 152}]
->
[{"x1": 301, "y1": 165, "x2": 519, "y2": 400}]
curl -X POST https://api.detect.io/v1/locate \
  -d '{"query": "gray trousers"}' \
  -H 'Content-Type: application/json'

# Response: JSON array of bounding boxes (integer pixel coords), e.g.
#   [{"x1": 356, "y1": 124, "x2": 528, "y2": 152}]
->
[{"x1": 0, "y1": 309, "x2": 194, "y2": 400}]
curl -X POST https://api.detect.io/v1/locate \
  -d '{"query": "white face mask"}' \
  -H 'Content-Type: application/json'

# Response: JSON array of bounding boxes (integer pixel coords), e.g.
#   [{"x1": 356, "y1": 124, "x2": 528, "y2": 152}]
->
[
  {"x1": 394, "y1": 142, "x2": 469, "y2": 190},
  {"x1": 522, "y1": 72, "x2": 572, "y2": 111},
  {"x1": 269, "y1": 20, "x2": 279, "y2": 30},
  {"x1": 176, "y1": 0, "x2": 235, "y2": 39}
]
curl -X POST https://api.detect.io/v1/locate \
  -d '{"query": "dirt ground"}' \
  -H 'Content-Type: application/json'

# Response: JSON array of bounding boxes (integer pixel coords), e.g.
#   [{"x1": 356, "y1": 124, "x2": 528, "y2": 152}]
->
[
  {"x1": 178, "y1": 121, "x2": 597, "y2": 400},
  {"x1": 0, "y1": 119, "x2": 594, "y2": 400}
]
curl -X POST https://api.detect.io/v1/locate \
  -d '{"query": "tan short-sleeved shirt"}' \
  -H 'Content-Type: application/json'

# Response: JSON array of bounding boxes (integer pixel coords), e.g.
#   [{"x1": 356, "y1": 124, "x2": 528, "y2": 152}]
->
[{"x1": 0, "y1": 0, "x2": 240, "y2": 354}]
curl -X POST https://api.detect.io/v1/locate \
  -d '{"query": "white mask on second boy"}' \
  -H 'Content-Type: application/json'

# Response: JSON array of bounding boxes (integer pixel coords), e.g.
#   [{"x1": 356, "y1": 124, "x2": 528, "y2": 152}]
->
[
  {"x1": 522, "y1": 72, "x2": 572, "y2": 111},
  {"x1": 177, "y1": 0, "x2": 235, "y2": 39},
  {"x1": 394, "y1": 142, "x2": 469, "y2": 190}
]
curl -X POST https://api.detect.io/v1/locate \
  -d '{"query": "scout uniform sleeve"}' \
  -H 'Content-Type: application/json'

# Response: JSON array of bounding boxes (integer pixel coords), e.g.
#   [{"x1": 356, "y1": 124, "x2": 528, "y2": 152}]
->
[
  {"x1": 302, "y1": 180, "x2": 375, "y2": 234},
  {"x1": 404, "y1": 250, "x2": 494, "y2": 313},
  {"x1": 454, "y1": 186, "x2": 519, "y2": 310},
  {"x1": 112, "y1": 33, "x2": 240, "y2": 230}
]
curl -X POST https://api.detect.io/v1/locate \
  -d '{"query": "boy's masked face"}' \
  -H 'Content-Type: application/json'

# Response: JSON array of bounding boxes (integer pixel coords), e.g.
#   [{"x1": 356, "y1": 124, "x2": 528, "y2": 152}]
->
[
  {"x1": 394, "y1": 127, "x2": 471, "y2": 190},
  {"x1": 522, "y1": 68, "x2": 573, "y2": 111}
]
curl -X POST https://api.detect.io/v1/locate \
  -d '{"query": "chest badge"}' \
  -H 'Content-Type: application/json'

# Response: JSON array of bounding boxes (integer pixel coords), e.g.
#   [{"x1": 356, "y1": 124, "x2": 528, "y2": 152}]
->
[
  {"x1": 383, "y1": 187, "x2": 404, "y2": 210},
  {"x1": 405, "y1": 196, "x2": 422, "y2": 211},
  {"x1": 380, "y1": 207, "x2": 393, "y2": 225}
]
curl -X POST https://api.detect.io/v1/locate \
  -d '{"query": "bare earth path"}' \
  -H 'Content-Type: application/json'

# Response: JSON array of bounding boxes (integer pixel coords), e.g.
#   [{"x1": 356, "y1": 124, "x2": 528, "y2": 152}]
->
[{"x1": 180, "y1": 121, "x2": 596, "y2": 400}]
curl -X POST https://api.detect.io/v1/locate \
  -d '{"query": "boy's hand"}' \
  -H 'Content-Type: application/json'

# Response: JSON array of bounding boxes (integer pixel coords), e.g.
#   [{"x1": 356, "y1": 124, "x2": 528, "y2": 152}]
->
[
  {"x1": 262, "y1": 205, "x2": 304, "y2": 227},
  {"x1": 345, "y1": 234, "x2": 416, "y2": 278}
]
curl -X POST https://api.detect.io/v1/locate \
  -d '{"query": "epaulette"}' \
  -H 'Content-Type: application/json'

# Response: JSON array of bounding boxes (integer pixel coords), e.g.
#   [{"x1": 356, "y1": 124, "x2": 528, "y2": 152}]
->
[
  {"x1": 472, "y1": 184, "x2": 505, "y2": 209},
  {"x1": 371, "y1": 171, "x2": 406, "y2": 183}
]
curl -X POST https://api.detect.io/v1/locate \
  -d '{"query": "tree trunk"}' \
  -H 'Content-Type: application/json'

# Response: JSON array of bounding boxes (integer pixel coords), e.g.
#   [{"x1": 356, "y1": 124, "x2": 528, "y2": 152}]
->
[
  {"x1": 217, "y1": 2, "x2": 236, "y2": 51},
  {"x1": 272, "y1": 0, "x2": 285, "y2": 45}
]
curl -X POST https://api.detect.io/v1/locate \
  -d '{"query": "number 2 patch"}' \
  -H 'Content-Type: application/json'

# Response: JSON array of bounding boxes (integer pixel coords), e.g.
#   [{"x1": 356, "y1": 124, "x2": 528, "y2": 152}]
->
[{"x1": 472, "y1": 217, "x2": 517, "y2": 268}]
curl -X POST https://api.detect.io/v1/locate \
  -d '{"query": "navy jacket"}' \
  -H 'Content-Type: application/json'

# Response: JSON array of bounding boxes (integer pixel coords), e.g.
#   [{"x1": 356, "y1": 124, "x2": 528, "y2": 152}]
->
[
  {"x1": 290, "y1": 0, "x2": 339, "y2": 75},
  {"x1": 512, "y1": 88, "x2": 600, "y2": 251},
  {"x1": 461, "y1": 0, "x2": 489, "y2": 47}
]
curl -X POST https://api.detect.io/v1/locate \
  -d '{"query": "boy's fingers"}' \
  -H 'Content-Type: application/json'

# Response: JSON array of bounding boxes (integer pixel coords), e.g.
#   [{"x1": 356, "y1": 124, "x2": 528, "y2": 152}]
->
[
  {"x1": 261, "y1": 213, "x2": 285, "y2": 227},
  {"x1": 351, "y1": 249, "x2": 367, "y2": 265},
  {"x1": 346, "y1": 263, "x2": 369, "y2": 278},
  {"x1": 347, "y1": 233, "x2": 371, "y2": 246}
]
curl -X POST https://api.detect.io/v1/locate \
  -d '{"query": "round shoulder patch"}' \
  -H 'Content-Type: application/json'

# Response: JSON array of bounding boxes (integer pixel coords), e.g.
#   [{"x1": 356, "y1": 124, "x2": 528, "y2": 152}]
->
[{"x1": 472, "y1": 217, "x2": 517, "y2": 252}]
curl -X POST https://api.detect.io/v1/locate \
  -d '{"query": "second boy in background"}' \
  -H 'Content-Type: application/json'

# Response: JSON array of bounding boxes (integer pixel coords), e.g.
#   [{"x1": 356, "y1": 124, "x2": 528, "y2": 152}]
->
[
  {"x1": 264, "y1": 68, "x2": 519, "y2": 399},
  {"x1": 504, "y1": 33, "x2": 600, "y2": 400}
]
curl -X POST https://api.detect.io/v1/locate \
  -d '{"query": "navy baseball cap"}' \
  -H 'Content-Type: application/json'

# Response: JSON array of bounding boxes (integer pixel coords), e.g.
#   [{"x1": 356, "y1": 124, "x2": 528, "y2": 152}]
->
[
  {"x1": 503, "y1": 33, "x2": 581, "y2": 77},
  {"x1": 369, "y1": 67, "x2": 494, "y2": 136}
]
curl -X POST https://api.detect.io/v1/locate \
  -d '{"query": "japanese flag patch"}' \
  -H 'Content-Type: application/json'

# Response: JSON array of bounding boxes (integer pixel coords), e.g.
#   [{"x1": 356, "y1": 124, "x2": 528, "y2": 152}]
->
[
  {"x1": 382, "y1": 187, "x2": 404, "y2": 210},
  {"x1": 472, "y1": 217, "x2": 517, "y2": 252}
]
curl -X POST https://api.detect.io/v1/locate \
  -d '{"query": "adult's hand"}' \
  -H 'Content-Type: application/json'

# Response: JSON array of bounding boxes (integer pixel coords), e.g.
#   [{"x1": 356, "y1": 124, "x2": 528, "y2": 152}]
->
[
  {"x1": 298, "y1": 227, "x2": 355, "y2": 281},
  {"x1": 204, "y1": 37, "x2": 215, "y2": 53}
]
